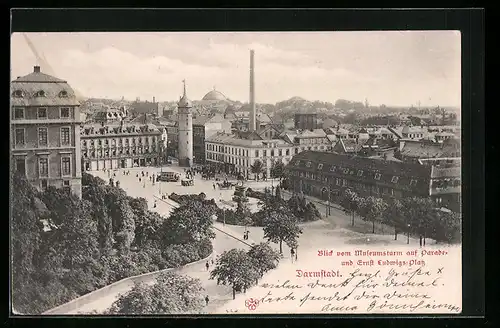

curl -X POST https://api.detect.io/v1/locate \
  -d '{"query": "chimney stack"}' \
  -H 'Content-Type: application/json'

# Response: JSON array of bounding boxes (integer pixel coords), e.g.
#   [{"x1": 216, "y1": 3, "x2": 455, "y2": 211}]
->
[
  {"x1": 34, "y1": 66, "x2": 40, "y2": 73},
  {"x1": 249, "y1": 50, "x2": 256, "y2": 132},
  {"x1": 153, "y1": 96, "x2": 156, "y2": 103}
]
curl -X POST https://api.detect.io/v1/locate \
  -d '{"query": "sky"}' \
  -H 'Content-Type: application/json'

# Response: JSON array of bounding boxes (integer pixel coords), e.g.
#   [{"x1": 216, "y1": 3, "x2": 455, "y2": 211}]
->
[{"x1": 11, "y1": 31, "x2": 461, "y2": 107}]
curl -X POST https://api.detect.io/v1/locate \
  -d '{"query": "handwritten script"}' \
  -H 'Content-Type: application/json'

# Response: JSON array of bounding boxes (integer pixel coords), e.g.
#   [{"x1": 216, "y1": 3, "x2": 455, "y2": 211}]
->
[{"x1": 245, "y1": 266, "x2": 460, "y2": 313}]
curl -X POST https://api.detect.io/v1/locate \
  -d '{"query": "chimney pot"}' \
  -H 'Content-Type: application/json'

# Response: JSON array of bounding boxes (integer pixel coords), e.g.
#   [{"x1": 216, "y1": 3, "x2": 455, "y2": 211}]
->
[{"x1": 34, "y1": 66, "x2": 41, "y2": 73}]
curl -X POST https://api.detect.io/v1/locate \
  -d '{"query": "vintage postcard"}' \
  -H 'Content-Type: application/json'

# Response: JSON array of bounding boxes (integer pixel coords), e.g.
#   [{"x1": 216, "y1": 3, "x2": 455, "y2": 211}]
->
[{"x1": 10, "y1": 31, "x2": 462, "y2": 315}]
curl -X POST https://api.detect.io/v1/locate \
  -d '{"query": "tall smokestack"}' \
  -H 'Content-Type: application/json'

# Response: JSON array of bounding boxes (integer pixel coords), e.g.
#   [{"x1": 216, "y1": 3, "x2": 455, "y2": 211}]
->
[{"x1": 249, "y1": 50, "x2": 256, "y2": 132}]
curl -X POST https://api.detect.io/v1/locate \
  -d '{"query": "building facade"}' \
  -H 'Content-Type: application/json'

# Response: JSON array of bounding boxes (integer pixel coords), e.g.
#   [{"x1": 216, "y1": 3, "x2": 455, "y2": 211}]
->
[
  {"x1": 193, "y1": 114, "x2": 232, "y2": 165},
  {"x1": 294, "y1": 113, "x2": 319, "y2": 130},
  {"x1": 285, "y1": 151, "x2": 461, "y2": 213},
  {"x1": 10, "y1": 66, "x2": 82, "y2": 197},
  {"x1": 177, "y1": 82, "x2": 193, "y2": 167},
  {"x1": 81, "y1": 122, "x2": 163, "y2": 170}
]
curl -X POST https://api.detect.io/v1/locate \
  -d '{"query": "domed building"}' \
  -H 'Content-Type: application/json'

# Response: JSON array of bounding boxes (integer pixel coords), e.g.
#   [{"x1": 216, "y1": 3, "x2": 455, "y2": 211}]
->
[{"x1": 199, "y1": 87, "x2": 232, "y2": 113}]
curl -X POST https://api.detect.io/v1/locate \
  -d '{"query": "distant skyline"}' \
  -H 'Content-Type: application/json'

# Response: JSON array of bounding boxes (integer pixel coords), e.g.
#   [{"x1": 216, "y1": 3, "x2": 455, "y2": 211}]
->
[{"x1": 11, "y1": 32, "x2": 461, "y2": 107}]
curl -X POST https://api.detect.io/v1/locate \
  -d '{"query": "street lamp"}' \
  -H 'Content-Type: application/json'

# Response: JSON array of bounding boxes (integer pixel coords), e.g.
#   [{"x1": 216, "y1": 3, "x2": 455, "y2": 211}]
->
[{"x1": 407, "y1": 223, "x2": 411, "y2": 244}]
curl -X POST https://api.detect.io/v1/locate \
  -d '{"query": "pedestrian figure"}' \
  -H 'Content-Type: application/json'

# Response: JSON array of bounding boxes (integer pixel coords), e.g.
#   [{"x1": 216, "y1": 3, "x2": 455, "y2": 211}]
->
[
  {"x1": 291, "y1": 248, "x2": 295, "y2": 262},
  {"x1": 206, "y1": 262, "x2": 209, "y2": 271},
  {"x1": 211, "y1": 259, "x2": 214, "y2": 265},
  {"x1": 154, "y1": 201, "x2": 157, "y2": 208},
  {"x1": 213, "y1": 183, "x2": 216, "y2": 190},
  {"x1": 139, "y1": 177, "x2": 142, "y2": 182},
  {"x1": 113, "y1": 173, "x2": 116, "y2": 177},
  {"x1": 136, "y1": 173, "x2": 139, "y2": 178},
  {"x1": 205, "y1": 295, "x2": 209, "y2": 306}
]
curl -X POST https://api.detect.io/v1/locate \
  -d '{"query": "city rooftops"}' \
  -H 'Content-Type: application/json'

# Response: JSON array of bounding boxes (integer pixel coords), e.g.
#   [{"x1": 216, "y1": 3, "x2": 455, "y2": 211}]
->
[
  {"x1": 81, "y1": 123, "x2": 161, "y2": 137},
  {"x1": 206, "y1": 132, "x2": 292, "y2": 147}
]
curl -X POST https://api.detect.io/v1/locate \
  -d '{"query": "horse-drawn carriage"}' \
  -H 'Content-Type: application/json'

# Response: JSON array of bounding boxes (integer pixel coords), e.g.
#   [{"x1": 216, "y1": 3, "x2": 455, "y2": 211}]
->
[
  {"x1": 181, "y1": 179, "x2": 194, "y2": 186},
  {"x1": 157, "y1": 171, "x2": 179, "y2": 182}
]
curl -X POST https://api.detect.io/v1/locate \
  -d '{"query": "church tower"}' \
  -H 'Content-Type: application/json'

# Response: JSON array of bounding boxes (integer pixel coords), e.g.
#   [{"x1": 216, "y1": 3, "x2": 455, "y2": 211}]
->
[{"x1": 177, "y1": 80, "x2": 193, "y2": 167}]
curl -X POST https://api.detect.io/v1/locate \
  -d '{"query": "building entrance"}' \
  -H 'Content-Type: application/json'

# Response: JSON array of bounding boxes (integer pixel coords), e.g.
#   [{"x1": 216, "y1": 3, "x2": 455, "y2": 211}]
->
[{"x1": 121, "y1": 159, "x2": 126, "y2": 168}]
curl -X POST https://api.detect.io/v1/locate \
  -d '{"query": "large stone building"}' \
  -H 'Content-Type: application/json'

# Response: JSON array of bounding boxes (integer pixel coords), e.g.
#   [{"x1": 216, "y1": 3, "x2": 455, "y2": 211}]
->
[
  {"x1": 286, "y1": 151, "x2": 461, "y2": 213},
  {"x1": 205, "y1": 132, "x2": 296, "y2": 178},
  {"x1": 129, "y1": 97, "x2": 160, "y2": 116},
  {"x1": 177, "y1": 82, "x2": 193, "y2": 167},
  {"x1": 192, "y1": 114, "x2": 231, "y2": 165},
  {"x1": 10, "y1": 66, "x2": 82, "y2": 197},
  {"x1": 80, "y1": 122, "x2": 164, "y2": 170}
]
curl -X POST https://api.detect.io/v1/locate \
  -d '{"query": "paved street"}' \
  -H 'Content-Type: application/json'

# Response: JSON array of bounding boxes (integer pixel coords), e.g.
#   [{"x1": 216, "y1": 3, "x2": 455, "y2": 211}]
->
[
  {"x1": 70, "y1": 166, "x2": 268, "y2": 314},
  {"x1": 69, "y1": 165, "x2": 430, "y2": 314}
]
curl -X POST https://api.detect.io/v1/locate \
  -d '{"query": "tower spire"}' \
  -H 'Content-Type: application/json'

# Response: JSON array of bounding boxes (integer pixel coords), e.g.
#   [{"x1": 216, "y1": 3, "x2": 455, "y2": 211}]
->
[{"x1": 182, "y1": 79, "x2": 187, "y2": 97}]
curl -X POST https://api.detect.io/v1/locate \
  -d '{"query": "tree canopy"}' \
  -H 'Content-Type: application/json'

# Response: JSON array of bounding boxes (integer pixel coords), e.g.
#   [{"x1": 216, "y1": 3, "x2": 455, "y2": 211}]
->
[{"x1": 263, "y1": 208, "x2": 302, "y2": 254}]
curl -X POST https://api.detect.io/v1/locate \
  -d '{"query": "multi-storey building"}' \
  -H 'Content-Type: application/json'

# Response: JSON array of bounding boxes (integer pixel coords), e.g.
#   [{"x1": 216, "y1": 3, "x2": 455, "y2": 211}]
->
[
  {"x1": 177, "y1": 82, "x2": 193, "y2": 167},
  {"x1": 10, "y1": 66, "x2": 82, "y2": 197},
  {"x1": 80, "y1": 122, "x2": 163, "y2": 171},
  {"x1": 205, "y1": 132, "x2": 296, "y2": 178},
  {"x1": 193, "y1": 114, "x2": 231, "y2": 165},
  {"x1": 286, "y1": 151, "x2": 461, "y2": 213},
  {"x1": 294, "y1": 113, "x2": 319, "y2": 130}
]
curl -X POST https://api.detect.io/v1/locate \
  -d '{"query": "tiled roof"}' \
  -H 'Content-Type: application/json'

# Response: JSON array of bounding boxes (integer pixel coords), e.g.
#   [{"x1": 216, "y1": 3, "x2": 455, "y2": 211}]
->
[
  {"x1": 206, "y1": 132, "x2": 292, "y2": 147},
  {"x1": 399, "y1": 140, "x2": 460, "y2": 159},
  {"x1": 81, "y1": 123, "x2": 161, "y2": 137},
  {"x1": 287, "y1": 151, "x2": 433, "y2": 194},
  {"x1": 11, "y1": 78, "x2": 80, "y2": 107}
]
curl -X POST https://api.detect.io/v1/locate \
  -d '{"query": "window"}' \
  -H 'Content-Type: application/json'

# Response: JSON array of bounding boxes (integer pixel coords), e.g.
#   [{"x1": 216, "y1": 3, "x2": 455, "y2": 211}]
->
[
  {"x1": 330, "y1": 166, "x2": 336, "y2": 172},
  {"x1": 15, "y1": 129, "x2": 25, "y2": 145},
  {"x1": 60, "y1": 127, "x2": 70, "y2": 146},
  {"x1": 294, "y1": 160, "x2": 300, "y2": 166},
  {"x1": 306, "y1": 161, "x2": 312, "y2": 167},
  {"x1": 12, "y1": 90, "x2": 24, "y2": 98},
  {"x1": 63, "y1": 180, "x2": 70, "y2": 187},
  {"x1": 318, "y1": 163, "x2": 323, "y2": 170},
  {"x1": 286, "y1": 149, "x2": 290, "y2": 156},
  {"x1": 38, "y1": 128, "x2": 48, "y2": 146},
  {"x1": 39, "y1": 157, "x2": 48, "y2": 177},
  {"x1": 41, "y1": 179, "x2": 48, "y2": 189},
  {"x1": 59, "y1": 90, "x2": 68, "y2": 97},
  {"x1": 15, "y1": 158, "x2": 26, "y2": 175},
  {"x1": 374, "y1": 173, "x2": 381, "y2": 180},
  {"x1": 410, "y1": 179, "x2": 417, "y2": 186},
  {"x1": 357, "y1": 170, "x2": 363, "y2": 176},
  {"x1": 38, "y1": 107, "x2": 48, "y2": 119},
  {"x1": 342, "y1": 179, "x2": 347, "y2": 187},
  {"x1": 61, "y1": 157, "x2": 71, "y2": 176},
  {"x1": 35, "y1": 90, "x2": 46, "y2": 97},
  {"x1": 391, "y1": 176, "x2": 399, "y2": 183},
  {"x1": 336, "y1": 178, "x2": 341, "y2": 186},
  {"x1": 14, "y1": 107, "x2": 24, "y2": 119},
  {"x1": 60, "y1": 107, "x2": 70, "y2": 118},
  {"x1": 343, "y1": 168, "x2": 350, "y2": 174},
  {"x1": 263, "y1": 150, "x2": 267, "y2": 157}
]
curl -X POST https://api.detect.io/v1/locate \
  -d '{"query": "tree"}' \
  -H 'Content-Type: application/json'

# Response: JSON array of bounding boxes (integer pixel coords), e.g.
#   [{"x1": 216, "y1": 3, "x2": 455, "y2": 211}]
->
[
  {"x1": 82, "y1": 172, "x2": 106, "y2": 186},
  {"x1": 82, "y1": 184, "x2": 114, "y2": 253},
  {"x1": 270, "y1": 160, "x2": 285, "y2": 180},
  {"x1": 340, "y1": 190, "x2": 361, "y2": 226},
  {"x1": 160, "y1": 201, "x2": 216, "y2": 245},
  {"x1": 107, "y1": 272, "x2": 204, "y2": 314},
  {"x1": 263, "y1": 207, "x2": 302, "y2": 254},
  {"x1": 247, "y1": 242, "x2": 281, "y2": 283},
  {"x1": 275, "y1": 185, "x2": 281, "y2": 199},
  {"x1": 210, "y1": 249, "x2": 259, "y2": 299},
  {"x1": 250, "y1": 160, "x2": 264, "y2": 181},
  {"x1": 134, "y1": 211, "x2": 164, "y2": 248},
  {"x1": 358, "y1": 196, "x2": 388, "y2": 234},
  {"x1": 383, "y1": 198, "x2": 406, "y2": 240},
  {"x1": 402, "y1": 197, "x2": 437, "y2": 246}
]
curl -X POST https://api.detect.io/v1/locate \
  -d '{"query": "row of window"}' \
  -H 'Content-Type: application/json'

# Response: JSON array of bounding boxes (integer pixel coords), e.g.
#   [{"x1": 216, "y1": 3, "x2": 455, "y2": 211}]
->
[
  {"x1": 291, "y1": 163, "x2": 417, "y2": 186},
  {"x1": 298, "y1": 180, "x2": 402, "y2": 198},
  {"x1": 14, "y1": 155, "x2": 72, "y2": 178},
  {"x1": 13, "y1": 107, "x2": 71, "y2": 120},
  {"x1": 83, "y1": 147, "x2": 158, "y2": 158},
  {"x1": 14, "y1": 127, "x2": 71, "y2": 147},
  {"x1": 12, "y1": 90, "x2": 69, "y2": 99},
  {"x1": 82, "y1": 137, "x2": 158, "y2": 147}
]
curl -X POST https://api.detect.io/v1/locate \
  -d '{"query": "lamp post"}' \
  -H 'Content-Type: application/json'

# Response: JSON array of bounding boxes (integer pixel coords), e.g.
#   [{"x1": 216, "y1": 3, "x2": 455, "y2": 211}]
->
[{"x1": 407, "y1": 223, "x2": 411, "y2": 244}]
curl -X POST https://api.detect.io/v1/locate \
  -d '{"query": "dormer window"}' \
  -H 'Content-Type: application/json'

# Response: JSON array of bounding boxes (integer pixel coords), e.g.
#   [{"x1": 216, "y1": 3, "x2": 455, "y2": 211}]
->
[
  {"x1": 34, "y1": 90, "x2": 46, "y2": 97},
  {"x1": 357, "y1": 170, "x2": 363, "y2": 176},
  {"x1": 374, "y1": 173, "x2": 381, "y2": 180},
  {"x1": 59, "y1": 90, "x2": 68, "y2": 98},
  {"x1": 306, "y1": 161, "x2": 312, "y2": 168},
  {"x1": 330, "y1": 166, "x2": 336, "y2": 172},
  {"x1": 12, "y1": 90, "x2": 24, "y2": 98},
  {"x1": 294, "y1": 161, "x2": 300, "y2": 166},
  {"x1": 410, "y1": 179, "x2": 417, "y2": 186},
  {"x1": 317, "y1": 164, "x2": 323, "y2": 170},
  {"x1": 391, "y1": 176, "x2": 399, "y2": 183},
  {"x1": 343, "y1": 168, "x2": 350, "y2": 174}
]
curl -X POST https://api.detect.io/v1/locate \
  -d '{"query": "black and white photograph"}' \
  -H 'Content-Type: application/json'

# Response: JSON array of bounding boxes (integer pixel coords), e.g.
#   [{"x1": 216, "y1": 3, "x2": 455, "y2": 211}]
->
[{"x1": 10, "y1": 30, "x2": 462, "y2": 315}]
